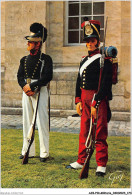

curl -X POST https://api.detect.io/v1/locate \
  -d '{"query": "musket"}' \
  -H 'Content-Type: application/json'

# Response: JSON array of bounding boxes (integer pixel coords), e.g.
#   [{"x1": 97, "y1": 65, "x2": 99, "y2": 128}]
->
[
  {"x1": 79, "y1": 17, "x2": 108, "y2": 179},
  {"x1": 79, "y1": 116, "x2": 97, "y2": 179},
  {"x1": 47, "y1": 82, "x2": 50, "y2": 131},
  {"x1": 22, "y1": 92, "x2": 40, "y2": 164},
  {"x1": 100, "y1": 16, "x2": 108, "y2": 69}
]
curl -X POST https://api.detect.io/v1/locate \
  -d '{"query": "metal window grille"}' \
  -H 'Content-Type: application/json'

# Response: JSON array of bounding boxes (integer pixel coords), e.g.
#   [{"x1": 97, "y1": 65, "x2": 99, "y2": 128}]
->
[{"x1": 66, "y1": 0, "x2": 105, "y2": 45}]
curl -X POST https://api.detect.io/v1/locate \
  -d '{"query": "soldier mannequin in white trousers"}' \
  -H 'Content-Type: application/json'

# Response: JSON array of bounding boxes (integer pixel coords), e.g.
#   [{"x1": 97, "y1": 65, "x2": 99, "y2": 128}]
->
[{"x1": 17, "y1": 23, "x2": 53, "y2": 162}]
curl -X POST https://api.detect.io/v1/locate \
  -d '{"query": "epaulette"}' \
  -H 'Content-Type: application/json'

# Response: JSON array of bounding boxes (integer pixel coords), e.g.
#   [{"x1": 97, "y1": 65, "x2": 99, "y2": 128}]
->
[
  {"x1": 81, "y1": 56, "x2": 86, "y2": 62},
  {"x1": 104, "y1": 56, "x2": 111, "y2": 60}
]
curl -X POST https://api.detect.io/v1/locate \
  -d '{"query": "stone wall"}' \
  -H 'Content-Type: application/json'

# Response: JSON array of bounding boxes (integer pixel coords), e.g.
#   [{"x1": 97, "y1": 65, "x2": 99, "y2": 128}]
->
[
  {"x1": 1, "y1": 1, "x2": 46, "y2": 107},
  {"x1": 105, "y1": 1, "x2": 131, "y2": 112},
  {"x1": 1, "y1": 1, "x2": 131, "y2": 114},
  {"x1": 1, "y1": 1, "x2": 5, "y2": 96},
  {"x1": 50, "y1": 67, "x2": 78, "y2": 111}
]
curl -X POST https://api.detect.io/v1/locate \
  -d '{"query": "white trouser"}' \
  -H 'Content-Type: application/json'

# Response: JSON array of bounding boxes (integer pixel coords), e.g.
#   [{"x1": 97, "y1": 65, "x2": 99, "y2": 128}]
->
[{"x1": 22, "y1": 86, "x2": 49, "y2": 158}]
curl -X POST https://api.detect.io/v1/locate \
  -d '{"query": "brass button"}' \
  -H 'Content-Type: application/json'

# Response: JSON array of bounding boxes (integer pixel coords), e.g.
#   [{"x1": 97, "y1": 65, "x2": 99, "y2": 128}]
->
[
  {"x1": 83, "y1": 86, "x2": 85, "y2": 88},
  {"x1": 83, "y1": 78, "x2": 85, "y2": 80},
  {"x1": 84, "y1": 71, "x2": 86, "y2": 73},
  {"x1": 83, "y1": 74, "x2": 85, "y2": 77},
  {"x1": 83, "y1": 82, "x2": 85, "y2": 84}
]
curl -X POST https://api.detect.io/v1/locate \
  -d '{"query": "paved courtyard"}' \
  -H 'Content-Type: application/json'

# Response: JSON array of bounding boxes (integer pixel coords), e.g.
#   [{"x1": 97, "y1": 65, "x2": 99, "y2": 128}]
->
[{"x1": 1, "y1": 114, "x2": 131, "y2": 136}]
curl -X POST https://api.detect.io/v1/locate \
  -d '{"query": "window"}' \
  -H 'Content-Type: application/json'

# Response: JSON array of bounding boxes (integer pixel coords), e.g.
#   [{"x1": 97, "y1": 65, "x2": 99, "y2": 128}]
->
[{"x1": 65, "y1": 1, "x2": 105, "y2": 45}]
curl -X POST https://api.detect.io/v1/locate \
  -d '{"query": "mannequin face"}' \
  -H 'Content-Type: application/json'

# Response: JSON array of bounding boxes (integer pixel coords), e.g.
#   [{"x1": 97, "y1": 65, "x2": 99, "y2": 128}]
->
[
  {"x1": 86, "y1": 37, "x2": 100, "y2": 52},
  {"x1": 27, "y1": 41, "x2": 41, "y2": 51},
  {"x1": 27, "y1": 41, "x2": 35, "y2": 51}
]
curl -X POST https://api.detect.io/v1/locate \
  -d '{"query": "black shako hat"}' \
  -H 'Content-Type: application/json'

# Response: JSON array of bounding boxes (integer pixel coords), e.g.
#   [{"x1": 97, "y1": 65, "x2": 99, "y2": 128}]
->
[
  {"x1": 25, "y1": 22, "x2": 47, "y2": 43},
  {"x1": 81, "y1": 17, "x2": 100, "y2": 41}
]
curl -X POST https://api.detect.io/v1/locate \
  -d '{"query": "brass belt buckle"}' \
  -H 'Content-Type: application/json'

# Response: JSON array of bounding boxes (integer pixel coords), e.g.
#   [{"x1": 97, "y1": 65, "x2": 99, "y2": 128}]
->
[{"x1": 26, "y1": 78, "x2": 31, "y2": 84}]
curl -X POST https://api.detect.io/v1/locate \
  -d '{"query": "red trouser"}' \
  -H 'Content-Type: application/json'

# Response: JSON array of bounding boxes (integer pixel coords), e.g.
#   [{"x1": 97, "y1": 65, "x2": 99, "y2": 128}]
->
[{"x1": 77, "y1": 89, "x2": 108, "y2": 167}]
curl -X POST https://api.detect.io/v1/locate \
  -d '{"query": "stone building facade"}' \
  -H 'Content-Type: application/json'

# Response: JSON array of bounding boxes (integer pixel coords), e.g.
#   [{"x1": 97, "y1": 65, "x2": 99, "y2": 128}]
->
[{"x1": 1, "y1": 1, "x2": 131, "y2": 118}]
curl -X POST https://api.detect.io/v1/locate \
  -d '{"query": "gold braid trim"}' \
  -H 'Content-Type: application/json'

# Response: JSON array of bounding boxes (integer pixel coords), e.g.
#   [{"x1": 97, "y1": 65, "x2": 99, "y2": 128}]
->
[{"x1": 91, "y1": 23, "x2": 100, "y2": 38}]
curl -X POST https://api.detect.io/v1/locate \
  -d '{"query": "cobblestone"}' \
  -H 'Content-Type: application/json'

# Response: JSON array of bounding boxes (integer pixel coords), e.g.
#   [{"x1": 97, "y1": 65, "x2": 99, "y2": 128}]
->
[{"x1": 1, "y1": 114, "x2": 131, "y2": 136}]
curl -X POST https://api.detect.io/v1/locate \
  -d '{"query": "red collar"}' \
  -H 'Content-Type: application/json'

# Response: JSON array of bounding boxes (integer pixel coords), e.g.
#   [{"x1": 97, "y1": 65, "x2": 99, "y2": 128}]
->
[
  {"x1": 30, "y1": 49, "x2": 39, "y2": 56},
  {"x1": 88, "y1": 49, "x2": 100, "y2": 57}
]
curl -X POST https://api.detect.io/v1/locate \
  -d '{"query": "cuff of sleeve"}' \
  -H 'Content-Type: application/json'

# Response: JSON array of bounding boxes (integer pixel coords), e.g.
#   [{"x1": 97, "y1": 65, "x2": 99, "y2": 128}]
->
[
  {"x1": 30, "y1": 82, "x2": 39, "y2": 92},
  {"x1": 91, "y1": 100, "x2": 101, "y2": 108},
  {"x1": 91, "y1": 94, "x2": 101, "y2": 108},
  {"x1": 75, "y1": 97, "x2": 81, "y2": 104},
  {"x1": 21, "y1": 81, "x2": 27, "y2": 89}
]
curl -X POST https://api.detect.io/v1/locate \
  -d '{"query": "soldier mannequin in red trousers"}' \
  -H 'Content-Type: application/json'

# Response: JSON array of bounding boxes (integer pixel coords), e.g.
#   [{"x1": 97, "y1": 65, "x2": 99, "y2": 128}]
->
[{"x1": 66, "y1": 18, "x2": 112, "y2": 177}]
